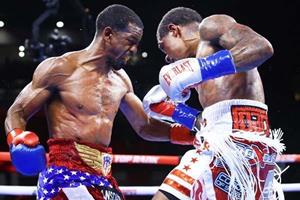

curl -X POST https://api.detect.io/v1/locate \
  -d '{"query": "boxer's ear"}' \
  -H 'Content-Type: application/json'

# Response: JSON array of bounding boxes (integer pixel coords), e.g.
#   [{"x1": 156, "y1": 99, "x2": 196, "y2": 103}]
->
[
  {"x1": 103, "y1": 27, "x2": 113, "y2": 41},
  {"x1": 168, "y1": 24, "x2": 181, "y2": 37}
]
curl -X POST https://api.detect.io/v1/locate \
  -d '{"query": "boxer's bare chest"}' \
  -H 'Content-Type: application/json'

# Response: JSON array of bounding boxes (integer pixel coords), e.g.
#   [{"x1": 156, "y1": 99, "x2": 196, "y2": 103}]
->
[{"x1": 58, "y1": 68, "x2": 127, "y2": 115}]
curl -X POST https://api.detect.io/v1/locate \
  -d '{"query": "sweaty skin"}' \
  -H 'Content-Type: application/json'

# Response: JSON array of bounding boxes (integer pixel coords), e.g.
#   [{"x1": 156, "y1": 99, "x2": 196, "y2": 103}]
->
[
  {"x1": 5, "y1": 24, "x2": 171, "y2": 147},
  {"x1": 159, "y1": 15, "x2": 273, "y2": 108},
  {"x1": 195, "y1": 15, "x2": 272, "y2": 108},
  {"x1": 154, "y1": 14, "x2": 274, "y2": 200}
]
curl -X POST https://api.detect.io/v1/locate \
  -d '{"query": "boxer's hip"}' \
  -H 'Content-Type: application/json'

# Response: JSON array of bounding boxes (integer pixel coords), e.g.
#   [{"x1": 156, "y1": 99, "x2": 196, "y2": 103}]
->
[
  {"x1": 200, "y1": 99, "x2": 270, "y2": 136},
  {"x1": 37, "y1": 138, "x2": 123, "y2": 200},
  {"x1": 47, "y1": 138, "x2": 113, "y2": 176},
  {"x1": 193, "y1": 99, "x2": 285, "y2": 200},
  {"x1": 195, "y1": 99, "x2": 284, "y2": 152}
]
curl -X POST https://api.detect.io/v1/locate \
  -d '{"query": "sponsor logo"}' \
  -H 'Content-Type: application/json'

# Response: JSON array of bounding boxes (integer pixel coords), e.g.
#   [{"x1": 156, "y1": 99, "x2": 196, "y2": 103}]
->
[
  {"x1": 231, "y1": 105, "x2": 269, "y2": 134},
  {"x1": 214, "y1": 172, "x2": 241, "y2": 198},
  {"x1": 102, "y1": 153, "x2": 112, "y2": 176},
  {"x1": 113, "y1": 155, "x2": 159, "y2": 164},
  {"x1": 100, "y1": 187, "x2": 123, "y2": 200}
]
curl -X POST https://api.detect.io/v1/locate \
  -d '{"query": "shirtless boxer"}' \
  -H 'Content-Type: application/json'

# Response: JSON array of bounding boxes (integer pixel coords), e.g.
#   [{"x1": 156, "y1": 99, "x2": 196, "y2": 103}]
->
[
  {"x1": 4, "y1": 5, "x2": 195, "y2": 200},
  {"x1": 144, "y1": 7, "x2": 285, "y2": 200}
]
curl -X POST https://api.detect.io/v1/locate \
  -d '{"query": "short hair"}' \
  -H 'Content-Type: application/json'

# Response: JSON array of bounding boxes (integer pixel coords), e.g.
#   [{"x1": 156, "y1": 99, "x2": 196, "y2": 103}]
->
[
  {"x1": 157, "y1": 7, "x2": 202, "y2": 40},
  {"x1": 96, "y1": 4, "x2": 144, "y2": 34}
]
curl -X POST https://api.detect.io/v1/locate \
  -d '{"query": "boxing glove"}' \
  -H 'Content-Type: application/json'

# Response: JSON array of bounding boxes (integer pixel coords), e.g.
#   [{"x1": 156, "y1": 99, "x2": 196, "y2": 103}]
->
[
  {"x1": 169, "y1": 124, "x2": 195, "y2": 145},
  {"x1": 159, "y1": 50, "x2": 236, "y2": 101},
  {"x1": 143, "y1": 85, "x2": 201, "y2": 130},
  {"x1": 7, "y1": 128, "x2": 46, "y2": 176}
]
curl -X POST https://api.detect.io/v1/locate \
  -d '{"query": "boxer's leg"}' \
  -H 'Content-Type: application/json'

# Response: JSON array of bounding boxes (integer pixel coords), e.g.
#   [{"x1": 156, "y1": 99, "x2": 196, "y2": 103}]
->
[
  {"x1": 152, "y1": 189, "x2": 179, "y2": 200},
  {"x1": 153, "y1": 149, "x2": 213, "y2": 200}
]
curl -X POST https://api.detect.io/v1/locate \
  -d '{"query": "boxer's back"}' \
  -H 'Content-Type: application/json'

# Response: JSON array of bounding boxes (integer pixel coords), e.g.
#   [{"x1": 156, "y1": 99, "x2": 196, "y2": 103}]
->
[{"x1": 44, "y1": 50, "x2": 130, "y2": 146}]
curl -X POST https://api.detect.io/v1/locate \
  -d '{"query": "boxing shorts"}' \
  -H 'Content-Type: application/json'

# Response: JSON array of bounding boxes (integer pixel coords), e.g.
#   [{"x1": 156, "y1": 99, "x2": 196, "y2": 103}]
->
[
  {"x1": 37, "y1": 138, "x2": 124, "y2": 200},
  {"x1": 159, "y1": 99, "x2": 285, "y2": 200}
]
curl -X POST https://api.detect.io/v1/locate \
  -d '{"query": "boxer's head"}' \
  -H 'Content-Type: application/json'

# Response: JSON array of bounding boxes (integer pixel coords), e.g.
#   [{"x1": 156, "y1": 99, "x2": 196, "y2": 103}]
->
[
  {"x1": 95, "y1": 4, "x2": 144, "y2": 70},
  {"x1": 157, "y1": 7, "x2": 202, "y2": 63}
]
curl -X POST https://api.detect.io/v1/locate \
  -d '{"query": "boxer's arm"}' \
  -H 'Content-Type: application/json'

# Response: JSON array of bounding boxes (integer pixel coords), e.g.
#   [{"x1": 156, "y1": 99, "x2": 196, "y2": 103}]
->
[
  {"x1": 198, "y1": 14, "x2": 274, "y2": 71},
  {"x1": 159, "y1": 15, "x2": 274, "y2": 100},
  {"x1": 4, "y1": 57, "x2": 69, "y2": 175},
  {"x1": 5, "y1": 57, "x2": 68, "y2": 133},
  {"x1": 119, "y1": 70, "x2": 194, "y2": 145},
  {"x1": 120, "y1": 90, "x2": 171, "y2": 141},
  {"x1": 121, "y1": 92, "x2": 195, "y2": 145}
]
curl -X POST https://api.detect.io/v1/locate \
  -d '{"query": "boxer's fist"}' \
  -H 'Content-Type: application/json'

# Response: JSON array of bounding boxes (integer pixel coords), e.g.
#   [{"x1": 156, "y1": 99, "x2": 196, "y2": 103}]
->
[
  {"x1": 159, "y1": 58, "x2": 200, "y2": 102},
  {"x1": 143, "y1": 84, "x2": 190, "y2": 122},
  {"x1": 7, "y1": 129, "x2": 46, "y2": 176},
  {"x1": 159, "y1": 50, "x2": 236, "y2": 102},
  {"x1": 143, "y1": 85, "x2": 200, "y2": 129},
  {"x1": 143, "y1": 85, "x2": 174, "y2": 122}
]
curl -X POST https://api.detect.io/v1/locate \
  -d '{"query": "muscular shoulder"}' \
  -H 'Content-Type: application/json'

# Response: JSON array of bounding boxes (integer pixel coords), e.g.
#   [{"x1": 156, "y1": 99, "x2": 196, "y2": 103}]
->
[
  {"x1": 32, "y1": 55, "x2": 75, "y2": 89},
  {"x1": 199, "y1": 14, "x2": 237, "y2": 41},
  {"x1": 113, "y1": 69, "x2": 134, "y2": 93}
]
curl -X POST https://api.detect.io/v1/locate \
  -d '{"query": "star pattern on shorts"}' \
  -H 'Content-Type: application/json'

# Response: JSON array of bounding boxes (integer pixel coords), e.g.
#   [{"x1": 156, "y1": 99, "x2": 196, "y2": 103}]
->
[
  {"x1": 190, "y1": 157, "x2": 198, "y2": 163},
  {"x1": 196, "y1": 149, "x2": 202, "y2": 154},
  {"x1": 37, "y1": 166, "x2": 113, "y2": 200},
  {"x1": 183, "y1": 165, "x2": 191, "y2": 171}
]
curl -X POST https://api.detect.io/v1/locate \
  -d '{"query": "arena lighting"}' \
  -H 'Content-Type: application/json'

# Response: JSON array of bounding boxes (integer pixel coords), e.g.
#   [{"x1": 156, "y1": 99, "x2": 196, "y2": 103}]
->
[
  {"x1": 19, "y1": 45, "x2": 25, "y2": 52},
  {"x1": 18, "y1": 52, "x2": 25, "y2": 57},
  {"x1": 141, "y1": 51, "x2": 148, "y2": 58},
  {"x1": 0, "y1": 21, "x2": 4, "y2": 28},
  {"x1": 56, "y1": 21, "x2": 64, "y2": 28}
]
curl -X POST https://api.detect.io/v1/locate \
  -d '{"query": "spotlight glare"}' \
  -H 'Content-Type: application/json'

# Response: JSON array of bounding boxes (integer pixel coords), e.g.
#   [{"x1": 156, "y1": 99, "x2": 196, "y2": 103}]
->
[
  {"x1": 19, "y1": 45, "x2": 25, "y2": 52},
  {"x1": 141, "y1": 52, "x2": 148, "y2": 58},
  {"x1": 56, "y1": 21, "x2": 64, "y2": 28},
  {"x1": 0, "y1": 21, "x2": 4, "y2": 28},
  {"x1": 18, "y1": 52, "x2": 25, "y2": 57}
]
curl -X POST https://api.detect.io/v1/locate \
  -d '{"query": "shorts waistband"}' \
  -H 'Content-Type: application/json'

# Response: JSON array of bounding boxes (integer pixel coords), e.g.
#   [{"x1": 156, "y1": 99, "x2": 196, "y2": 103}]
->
[
  {"x1": 202, "y1": 99, "x2": 267, "y2": 122},
  {"x1": 47, "y1": 138, "x2": 113, "y2": 176},
  {"x1": 201, "y1": 99, "x2": 269, "y2": 134}
]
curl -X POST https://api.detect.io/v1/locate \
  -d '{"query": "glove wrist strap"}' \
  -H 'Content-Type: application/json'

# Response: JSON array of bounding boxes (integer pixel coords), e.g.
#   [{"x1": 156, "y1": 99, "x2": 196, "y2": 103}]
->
[
  {"x1": 172, "y1": 103, "x2": 201, "y2": 130},
  {"x1": 199, "y1": 50, "x2": 236, "y2": 81},
  {"x1": 7, "y1": 128, "x2": 24, "y2": 145}
]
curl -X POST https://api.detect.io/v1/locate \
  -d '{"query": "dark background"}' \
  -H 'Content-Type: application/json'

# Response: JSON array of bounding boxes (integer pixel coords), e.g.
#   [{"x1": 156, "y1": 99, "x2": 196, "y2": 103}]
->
[{"x1": 0, "y1": 0, "x2": 299, "y2": 199}]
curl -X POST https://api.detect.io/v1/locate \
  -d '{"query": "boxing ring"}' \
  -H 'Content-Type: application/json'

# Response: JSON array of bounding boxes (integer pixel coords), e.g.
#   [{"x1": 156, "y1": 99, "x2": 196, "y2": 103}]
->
[{"x1": 0, "y1": 152, "x2": 300, "y2": 196}]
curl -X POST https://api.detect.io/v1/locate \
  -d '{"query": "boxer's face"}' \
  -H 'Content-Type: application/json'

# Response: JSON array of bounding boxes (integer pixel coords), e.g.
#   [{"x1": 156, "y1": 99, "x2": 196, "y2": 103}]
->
[
  {"x1": 158, "y1": 32, "x2": 189, "y2": 63},
  {"x1": 158, "y1": 24, "x2": 197, "y2": 63},
  {"x1": 106, "y1": 23, "x2": 143, "y2": 70}
]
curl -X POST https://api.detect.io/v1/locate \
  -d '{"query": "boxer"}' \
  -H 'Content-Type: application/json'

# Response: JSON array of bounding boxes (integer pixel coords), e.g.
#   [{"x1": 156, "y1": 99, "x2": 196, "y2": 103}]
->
[{"x1": 148, "y1": 7, "x2": 285, "y2": 200}]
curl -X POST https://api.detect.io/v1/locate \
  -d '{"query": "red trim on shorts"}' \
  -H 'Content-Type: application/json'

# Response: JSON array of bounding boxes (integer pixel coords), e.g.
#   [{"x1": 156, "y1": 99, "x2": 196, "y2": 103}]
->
[
  {"x1": 171, "y1": 169, "x2": 195, "y2": 185},
  {"x1": 163, "y1": 177, "x2": 190, "y2": 197},
  {"x1": 231, "y1": 105, "x2": 270, "y2": 136}
]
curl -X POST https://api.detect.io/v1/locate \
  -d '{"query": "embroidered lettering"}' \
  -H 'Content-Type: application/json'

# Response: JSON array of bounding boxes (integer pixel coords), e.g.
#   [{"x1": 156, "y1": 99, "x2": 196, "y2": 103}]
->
[{"x1": 163, "y1": 60, "x2": 195, "y2": 86}]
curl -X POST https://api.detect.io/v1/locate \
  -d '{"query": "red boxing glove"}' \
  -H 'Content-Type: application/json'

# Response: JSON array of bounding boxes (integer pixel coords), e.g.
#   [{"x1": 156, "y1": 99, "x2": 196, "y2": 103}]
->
[
  {"x1": 169, "y1": 124, "x2": 195, "y2": 145},
  {"x1": 150, "y1": 101, "x2": 175, "y2": 117},
  {"x1": 143, "y1": 85, "x2": 191, "y2": 123},
  {"x1": 7, "y1": 128, "x2": 39, "y2": 147}
]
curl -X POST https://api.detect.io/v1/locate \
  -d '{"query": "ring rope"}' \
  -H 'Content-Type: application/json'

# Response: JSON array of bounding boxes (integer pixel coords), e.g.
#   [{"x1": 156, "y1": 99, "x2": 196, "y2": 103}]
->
[
  {"x1": 0, "y1": 152, "x2": 299, "y2": 165},
  {"x1": 0, "y1": 184, "x2": 299, "y2": 196}
]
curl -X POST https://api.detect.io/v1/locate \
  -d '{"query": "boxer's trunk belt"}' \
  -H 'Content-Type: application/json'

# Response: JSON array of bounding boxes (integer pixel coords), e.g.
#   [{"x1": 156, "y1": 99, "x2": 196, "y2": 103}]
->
[
  {"x1": 74, "y1": 142, "x2": 112, "y2": 176},
  {"x1": 231, "y1": 105, "x2": 269, "y2": 135}
]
